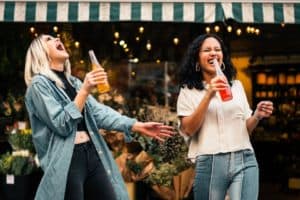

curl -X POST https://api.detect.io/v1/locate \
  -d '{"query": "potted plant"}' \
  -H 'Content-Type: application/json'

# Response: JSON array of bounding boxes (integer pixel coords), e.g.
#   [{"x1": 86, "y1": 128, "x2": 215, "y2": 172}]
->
[
  {"x1": 0, "y1": 128, "x2": 39, "y2": 200},
  {"x1": 97, "y1": 91, "x2": 194, "y2": 200}
]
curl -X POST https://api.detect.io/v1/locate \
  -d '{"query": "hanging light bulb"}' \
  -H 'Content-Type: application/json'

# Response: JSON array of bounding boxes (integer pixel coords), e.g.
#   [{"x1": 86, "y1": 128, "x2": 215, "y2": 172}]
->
[
  {"x1": 114, "y1": 31, "x2": 119, "y2": 39},
  {"x1": 173, "y1": 37, "x2": 179, "y2": 45},
  {"x1": 236, "y1": 28, "x2": 242, "y2": 36},
  {"x1": 255, "y1": 28, "x2": 260, "y2": 35},
  {"x1": 214, "y1": 25, "x2": 220, "y2": 32},
  {"x1": 246, "y1": 26, "x2": 251, "y2": 33},
  {"x1": 53, "y1": 26, "x2": 58, "y2": 33},
  {"x1": 119, "y1": 40, "x2": 125, "y2": 46},
  {"x1": 139, "y1": 26, "x2": 144, "y2": 34},
  {"x1": 135, "y1": 36, "x2": 140, "y2": 42},
  {"x1": 29, "y1": 27, "x2": 35, "y2": 33},
  {"x1": 205, "y1": 27, "x2": 210, "y2": 33},
  {"x1": 74, "y1": 41, "x2": 80, "y2": 48},
  {"x1": 227, "y1": 25, "x2": 232, "y2": 33},
  {"x1": 146, "y1": 40, "x2": 151, "y2": 51}
]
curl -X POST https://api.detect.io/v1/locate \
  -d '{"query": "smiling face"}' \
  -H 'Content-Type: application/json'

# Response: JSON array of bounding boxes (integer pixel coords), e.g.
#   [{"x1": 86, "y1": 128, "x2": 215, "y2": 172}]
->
[
  {"x1": 198, "y1": 37, "x2": 223, "y2": 79},
  {"x1": 41, "y1": 35, "x2": 69, "y2": 71}
]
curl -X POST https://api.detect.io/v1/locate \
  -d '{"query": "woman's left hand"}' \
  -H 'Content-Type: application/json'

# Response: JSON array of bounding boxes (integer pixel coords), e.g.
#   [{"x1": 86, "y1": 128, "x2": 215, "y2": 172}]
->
[
  {"x1": 254, "y1": 101, "x2": 273, "y2": 120},
  {"x1": 132, "y1": 122, "x2": 175, "y2": 142}
]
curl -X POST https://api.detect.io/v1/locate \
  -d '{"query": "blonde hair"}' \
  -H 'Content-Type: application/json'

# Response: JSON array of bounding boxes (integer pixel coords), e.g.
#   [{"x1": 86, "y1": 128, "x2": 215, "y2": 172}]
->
[{"x1": 24, "y1": 34, "x2": 71, "y2": 88}]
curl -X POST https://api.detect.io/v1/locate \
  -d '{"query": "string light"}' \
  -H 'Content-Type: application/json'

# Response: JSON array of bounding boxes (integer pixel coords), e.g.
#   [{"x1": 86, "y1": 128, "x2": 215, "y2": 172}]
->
[
  {"x1": 227, "y1": 25, "x2": 232, "y2": 33},
  {"x1": 146, "y1": 40, "x2": 151, "y2": 51},
  {"x1": 135, "y1": 36, "x2": 140, "y2": 42},
  {"x1": 119, "y1": 40, "x2": 125, "y2": 46},
  {"x1": 246, "y1": 26, "x2": 251, "y2": 33},
  {"x1": 114, "y1": 31, "x2": 119, "y2": 39},
  {"x1": 139, "y1": 26, "x2": 144, "y2": 34},
  {"x1": 205, "y1": 27, "x2": 210, "y2": 33},
  {"x1": 173, "y1": 37, "x2": 179, "y2": 45},
  {"x1": 53, "y1": 26, "x2": 58, "y2": 33},
  {"x1": 236, "y1": 28, "x2": 242, "y2": 36},
  {"x1": 214, "y1": 25, "x2": 220, "y2": 32},
  {"x1": 29, "y1": 27, "x2": 35, "y2": 33},
  {"x1": 74, "y1": 41, "x2": 80, "y2": 48}
]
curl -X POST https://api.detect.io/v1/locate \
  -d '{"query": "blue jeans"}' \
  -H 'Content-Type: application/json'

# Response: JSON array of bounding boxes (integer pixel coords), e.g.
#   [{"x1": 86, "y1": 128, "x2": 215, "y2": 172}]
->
[{"x1": 194, "y1": 150, "x2": 259, "y2": 200}]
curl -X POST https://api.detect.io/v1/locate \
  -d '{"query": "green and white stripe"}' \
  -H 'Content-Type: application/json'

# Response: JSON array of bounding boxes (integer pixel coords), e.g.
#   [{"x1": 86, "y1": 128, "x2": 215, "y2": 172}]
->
[{"x1": 0, "y1": 1, "x2": 299, "y2": 23}]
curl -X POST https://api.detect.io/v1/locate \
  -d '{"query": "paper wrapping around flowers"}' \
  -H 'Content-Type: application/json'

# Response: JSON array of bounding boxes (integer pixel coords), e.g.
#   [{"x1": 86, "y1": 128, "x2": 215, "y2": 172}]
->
[
  {"x1": 115, "y1": 151, "x2": 154, "y2": 182},
  {"x1": 151, "y1": 167, "x2": 194, "y2": 200},
  {"x1": 115, "y1": 152, "x2": 133, "y2": 182},
  {"x1": 173, "y1": 167, "x2": 195, "y2": 200},
  {"x1": 152, "y1": 185, "x2": 175, "y2": 200},
  {"x1": 102, "y1": 130, "x2": 126, "y2": 152}
]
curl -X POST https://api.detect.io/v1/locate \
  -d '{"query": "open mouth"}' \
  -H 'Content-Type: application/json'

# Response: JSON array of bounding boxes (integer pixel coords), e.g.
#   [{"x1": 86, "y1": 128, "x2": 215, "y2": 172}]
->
[{"x1": 56, "y1": 43, "x2": 64, "y2": 51}]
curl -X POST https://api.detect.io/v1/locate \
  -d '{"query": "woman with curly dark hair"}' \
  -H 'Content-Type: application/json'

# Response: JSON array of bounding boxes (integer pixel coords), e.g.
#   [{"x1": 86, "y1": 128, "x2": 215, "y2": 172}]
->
[{"x1": 177, "y1": 34, "x2": 273, "y2": 200}]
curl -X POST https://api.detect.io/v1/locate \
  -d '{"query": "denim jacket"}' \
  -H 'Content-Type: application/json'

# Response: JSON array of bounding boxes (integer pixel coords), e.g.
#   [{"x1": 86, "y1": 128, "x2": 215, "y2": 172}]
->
[{"x1": 25, "y1": 74, "x2": 136, "y2": 200}]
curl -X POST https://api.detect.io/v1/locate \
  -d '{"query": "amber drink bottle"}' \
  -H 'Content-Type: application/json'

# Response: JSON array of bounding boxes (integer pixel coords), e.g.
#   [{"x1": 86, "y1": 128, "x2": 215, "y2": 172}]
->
[
  {"x1": 88, "y1": 50, "x2": 110, "y2": 93},
  {"x1": 213, "y1": 59, "x2": 232, "y2": 101}
]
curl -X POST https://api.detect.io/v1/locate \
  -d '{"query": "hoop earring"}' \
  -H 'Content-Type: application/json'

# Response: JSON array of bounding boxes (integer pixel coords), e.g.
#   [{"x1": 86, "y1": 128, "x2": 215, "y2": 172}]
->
[
  {"x1": 195, "y1": 62, "x2": 201, "y2": 72},
  {"x1": 221, "y1": 62, "x2": 226, "y2": 71}
]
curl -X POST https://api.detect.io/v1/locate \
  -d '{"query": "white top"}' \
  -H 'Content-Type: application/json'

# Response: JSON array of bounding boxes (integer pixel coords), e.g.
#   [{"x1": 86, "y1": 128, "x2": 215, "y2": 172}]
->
[{"x1": 177, "y1": 80, "x2": 254, "y2": 162}]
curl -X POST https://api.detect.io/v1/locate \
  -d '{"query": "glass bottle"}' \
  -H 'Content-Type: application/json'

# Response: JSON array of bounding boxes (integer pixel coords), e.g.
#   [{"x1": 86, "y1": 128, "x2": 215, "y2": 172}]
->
[
  {"x1": 213, "y1": 59, "x2": 232, "y2": 101},
  {"x1": 88, "y1": 50, "x2": 110, "y2": 93}
]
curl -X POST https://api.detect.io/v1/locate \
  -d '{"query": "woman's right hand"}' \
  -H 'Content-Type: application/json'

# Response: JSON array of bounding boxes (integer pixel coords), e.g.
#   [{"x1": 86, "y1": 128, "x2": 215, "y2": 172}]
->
[
  {"x1": 81, "y1": 68, "x2": 108, "y2": 94},
  {"x1": 209, "y1": 76, "x2": 228, "y2": 93}
]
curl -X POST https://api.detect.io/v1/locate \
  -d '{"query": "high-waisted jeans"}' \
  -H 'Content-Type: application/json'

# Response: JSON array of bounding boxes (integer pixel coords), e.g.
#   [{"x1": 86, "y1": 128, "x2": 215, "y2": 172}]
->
[
  {"x1": 64, "y1": 141, "x2": 117, "y2": 200},
  {"x1": 194, "y1": 149, "x2": 259, "y2": 200}
]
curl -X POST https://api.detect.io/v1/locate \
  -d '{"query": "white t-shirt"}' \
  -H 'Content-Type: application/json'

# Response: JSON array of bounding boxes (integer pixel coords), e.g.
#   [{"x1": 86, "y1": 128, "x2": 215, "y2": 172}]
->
[{"x1": 177, "y1": 80, "x2": 254, "y2": 162}]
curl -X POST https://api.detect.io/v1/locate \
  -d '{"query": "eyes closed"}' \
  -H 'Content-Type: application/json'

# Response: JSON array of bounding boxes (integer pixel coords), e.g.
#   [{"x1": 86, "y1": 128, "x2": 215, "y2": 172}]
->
[{"x1": 200, "y1": 48, "x2": 222, "y2": 53}]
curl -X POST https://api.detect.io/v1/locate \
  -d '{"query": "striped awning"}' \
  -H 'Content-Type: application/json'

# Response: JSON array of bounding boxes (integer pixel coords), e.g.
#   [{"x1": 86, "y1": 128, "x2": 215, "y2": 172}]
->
[{"x1": 0, "y1": 1, "x2": 299, "y2": 24}]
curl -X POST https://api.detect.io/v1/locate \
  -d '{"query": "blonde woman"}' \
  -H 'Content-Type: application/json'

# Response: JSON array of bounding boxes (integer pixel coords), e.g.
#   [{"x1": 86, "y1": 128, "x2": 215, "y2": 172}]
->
[{"x1": 24, "y1": 34, "x2": 173, "y2": 200}]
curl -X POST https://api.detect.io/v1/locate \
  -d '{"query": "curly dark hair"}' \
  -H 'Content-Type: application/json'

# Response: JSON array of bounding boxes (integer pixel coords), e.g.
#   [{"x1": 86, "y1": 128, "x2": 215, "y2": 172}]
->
[{"x1": 178, "y1": 33, "x2": 236, "y2": 90}]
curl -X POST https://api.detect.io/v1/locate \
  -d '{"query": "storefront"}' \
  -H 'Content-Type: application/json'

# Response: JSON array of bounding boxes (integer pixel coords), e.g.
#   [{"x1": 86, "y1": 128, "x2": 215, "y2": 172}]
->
[
  {"x1": 0, "y1": 0, "x2": 299, "y2": 23},
  {"x1": 0, "y1": 0, "x2": 300, "y2": 199}
]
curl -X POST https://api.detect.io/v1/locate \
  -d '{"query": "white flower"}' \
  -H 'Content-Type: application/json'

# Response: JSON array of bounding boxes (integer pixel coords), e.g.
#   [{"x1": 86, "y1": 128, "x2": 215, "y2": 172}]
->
[
  {"x1": 12, "y1": 150, "x2": 30, "y2": 157},
  {"x1": 34, "y1": 154, "x2": 40, "y2": 167}
]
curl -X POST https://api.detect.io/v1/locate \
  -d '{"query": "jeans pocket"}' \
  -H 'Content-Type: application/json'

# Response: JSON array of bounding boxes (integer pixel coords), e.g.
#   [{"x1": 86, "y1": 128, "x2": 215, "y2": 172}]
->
[
  {"x1": 243, "y1": 150, "x2": 258, "y2": 167},
  {"x1": 195, "y1": 155, "x2": 211, "y2": 173}
]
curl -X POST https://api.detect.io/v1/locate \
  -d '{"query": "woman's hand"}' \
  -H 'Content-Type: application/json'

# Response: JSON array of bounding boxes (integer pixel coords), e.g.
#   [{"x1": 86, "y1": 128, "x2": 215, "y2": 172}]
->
[
  {"x1": 81, "y1": 68, "x2": 108, "y2": 94},
  {"x1": 208, "y1": 76, "x2": 229, "y2": 92},
  {"x1": 132, "y1": 122, "x2": 175, "y2": 142},
  {"x1": 253, "y1": 101, "x2": 273, "y2": 120},
  {"x1": 75, "y1": 68, "x2": 108, "y2": 112}
]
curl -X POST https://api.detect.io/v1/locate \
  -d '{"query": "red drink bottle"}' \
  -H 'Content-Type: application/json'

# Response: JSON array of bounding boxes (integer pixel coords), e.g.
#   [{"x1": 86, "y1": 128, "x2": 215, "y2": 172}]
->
[{"x1": 213, "y1": 59, "x2": 233, "y2": 101}]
